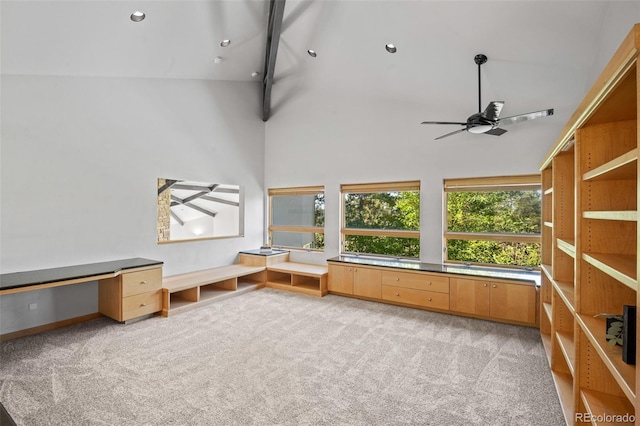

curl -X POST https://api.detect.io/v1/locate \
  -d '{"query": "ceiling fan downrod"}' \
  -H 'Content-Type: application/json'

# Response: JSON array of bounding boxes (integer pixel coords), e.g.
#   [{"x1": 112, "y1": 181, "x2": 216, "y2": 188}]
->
[{"x1": 474, "y1": 54, "x2": 487, "y2": 113}]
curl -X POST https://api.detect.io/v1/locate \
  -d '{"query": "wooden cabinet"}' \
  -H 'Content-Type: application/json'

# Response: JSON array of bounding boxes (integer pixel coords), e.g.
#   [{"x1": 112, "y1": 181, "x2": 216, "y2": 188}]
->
[
  {"x1": 328, "y1": 263, "x2": 381, "y2": 298},
  {"x1": 450, "y1": 278, "x2": 490, "y2": 316},
  {"x1": 328, "y1": 263, "x2": 354, "y2": 294},
  {"x1": 381, "y1": 270, "x2": 450, "y2": 310},
  {"x1": 450, "y1": 278, "x2": 536, "y2": 325},
  {"x1": 353, "y1": 267, "x2": 382, "y2": 299},
  {"x1": 99, "y1": 266, "x2": 162, "y2": 322},
  {"x1": 381, "y1": 285, "x2": 449, "y2": 310},
  {"x1": 328, "y1": 260, "x2": 538, "y2": 326},
  {"x1": 539, "y1": 24, "x2": 639, "y2": 425}
]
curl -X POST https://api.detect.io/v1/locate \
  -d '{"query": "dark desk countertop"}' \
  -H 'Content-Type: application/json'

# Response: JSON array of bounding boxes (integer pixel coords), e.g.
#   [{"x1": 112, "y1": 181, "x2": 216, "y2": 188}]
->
[
  {"x1": 0, "y1": 258, "x2": 163, "y2": 291},
  {"x1": 327, "y1": 256, "x2": 540, "y2": 286}
]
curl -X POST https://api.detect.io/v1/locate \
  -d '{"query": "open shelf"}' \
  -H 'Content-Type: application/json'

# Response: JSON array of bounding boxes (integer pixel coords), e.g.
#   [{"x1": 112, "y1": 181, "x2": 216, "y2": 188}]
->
[
  {"x1": 583, "y1": 211, "x2": 638, "y2": 221},
  {"x1": 580, "y1": 389, "x2": 636, "y2": 425},
  {"x1": 267, "y1": 270, "x2": 292, "y2": 286},
  {"x1": 265, "y1": 262, "x2": 328, "y2": 297},
  {"x1": 556, "y1": 331, "x2": 576, "y2": 376},
  {"x1": 577, "y1": 314, "x2": 636, "y2": 403},
  {"x1": 543, "y1": 302, "x2": 553, "y2": 323},
  {"x1": 582, "y1": 253, "x2": 637, "y2": 291},
  {"x1": 553, "y1": 280, "x2": 576, "y2": 313},
  {"x1": 551, "y1": 370, "x2": 575, "y2": 425},
  {"x1": 557, "y1": 238, "x2": 576, "y2": 258},
  {"x1": 583, "y1": 148, "x2": 637, "y2": 182}
]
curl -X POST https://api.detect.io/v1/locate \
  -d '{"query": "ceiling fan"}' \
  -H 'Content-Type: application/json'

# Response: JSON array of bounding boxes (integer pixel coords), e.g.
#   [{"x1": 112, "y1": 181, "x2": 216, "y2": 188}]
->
[{"x1": 421, "y1": 54, "x2": 554, "y2": 140}]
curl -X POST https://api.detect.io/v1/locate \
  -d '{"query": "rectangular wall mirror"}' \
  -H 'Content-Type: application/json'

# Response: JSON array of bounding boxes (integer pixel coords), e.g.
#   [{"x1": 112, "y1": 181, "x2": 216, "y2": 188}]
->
[{"x1": 157, "y1": 178, "x2": 244, "y2": 243}]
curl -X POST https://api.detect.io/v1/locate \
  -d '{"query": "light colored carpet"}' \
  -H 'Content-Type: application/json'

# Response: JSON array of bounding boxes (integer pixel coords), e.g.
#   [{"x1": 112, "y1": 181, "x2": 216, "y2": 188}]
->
[{"x1": 0, "y1": 289, "x2": 564, "y2": 425}]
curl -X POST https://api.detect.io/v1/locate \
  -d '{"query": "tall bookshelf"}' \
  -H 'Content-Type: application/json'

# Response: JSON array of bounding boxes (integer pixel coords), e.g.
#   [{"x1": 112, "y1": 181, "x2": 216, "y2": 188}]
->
[{"x1": 539, "y1": 24, "x2": 639, "y2": 425}]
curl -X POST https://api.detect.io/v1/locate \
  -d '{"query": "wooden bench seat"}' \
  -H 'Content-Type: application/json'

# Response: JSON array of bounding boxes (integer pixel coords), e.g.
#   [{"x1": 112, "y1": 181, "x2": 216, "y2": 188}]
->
[
  {"x1": 265, "y1": 261, "x2": 328, "y2": 297},
  {"x1": 161, "y1": 264, "x2": 266, "y2": 317}
]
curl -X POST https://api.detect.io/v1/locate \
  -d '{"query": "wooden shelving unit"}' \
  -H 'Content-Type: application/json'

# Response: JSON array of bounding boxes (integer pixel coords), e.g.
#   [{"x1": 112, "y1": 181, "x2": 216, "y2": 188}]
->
[{"x1": 539, "y1": 24, "x2": 639, "y2": 425}]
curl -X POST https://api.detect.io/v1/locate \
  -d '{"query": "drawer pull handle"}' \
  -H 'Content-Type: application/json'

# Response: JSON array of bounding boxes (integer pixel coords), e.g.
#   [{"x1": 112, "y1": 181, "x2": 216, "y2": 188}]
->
[
  {"x1": 492, "y1": 284, "x2": 497, "y2": 288},
  {"x1": 483, "y1": 283, "x2": 488, "y2": 287},
  {"x1": 395, "y1": 278, "x2": 399, "y2": 281},
  {"x1": 395, "y1": 293, "x2": 400, "y2": 296},
  {"x1": 427, "y1": 297, "x2": 432, "y2": 302},
  {"x1": 428, "y1": 282, "x2": 432, "y2": 285},
  {"x1": 140, "y1": 303, "x2": 147, "y2": 307},
  {"x1": 140, "y1": 281, "x2": 147, "y2": 285}
]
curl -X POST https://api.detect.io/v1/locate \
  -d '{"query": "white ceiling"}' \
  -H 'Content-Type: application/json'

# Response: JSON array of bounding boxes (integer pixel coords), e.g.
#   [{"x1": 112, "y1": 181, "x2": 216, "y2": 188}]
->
[{"x1": 2, "y1": 1, "x2": 639, "y2": 127}]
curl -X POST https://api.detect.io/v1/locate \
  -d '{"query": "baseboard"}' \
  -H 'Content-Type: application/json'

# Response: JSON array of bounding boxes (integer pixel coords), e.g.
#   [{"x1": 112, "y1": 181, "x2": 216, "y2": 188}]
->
[{"x1": 0, "y1": 312, "x2": 103, "y2": 342}]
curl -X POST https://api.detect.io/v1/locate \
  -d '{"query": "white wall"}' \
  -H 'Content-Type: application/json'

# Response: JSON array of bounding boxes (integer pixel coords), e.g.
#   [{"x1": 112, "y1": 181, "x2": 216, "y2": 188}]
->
[
  {"x1": 264, "y1": 17, "x2": 640, "y2": 266},
  {"x1": 0, "y1": 75, "x2": 264, "y2": 333}
]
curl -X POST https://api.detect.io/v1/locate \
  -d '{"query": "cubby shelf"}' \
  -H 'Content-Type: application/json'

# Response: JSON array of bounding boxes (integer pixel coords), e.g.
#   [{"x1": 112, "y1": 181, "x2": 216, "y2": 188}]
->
[
  {"x1": 582, "y1": 253, "x2": 637, "y2": 291},
  {"x1": 553, "y1": 280, "x2": 576, "y2": 313},
  {"x1": 582, "y1": 148, "x2": 637, "y2": 182},
  {"x1": 580, "y1": 389, "x2": 636, "y2": 426},
  {"x1": 539, "y1": 24, "x2": 638, "y2": 426},
  {"x1": 578, "y1": 314, "x2": 637, "y2": 403},
  {"x1": 557, "y1": 331, "x2": 576, "y2": 376},
  {"x1": 543, "y1": 302, "x2": 553, "y2": 323},
  {"x1": 552, "y1": 370, "x2": 576, "y2": 423},
  {"x1": 583, "y1": 211, "x2": 638, "y2": 221},
  {"x1": 557, "y1": 238, "x2": 577, "y2": 258}
]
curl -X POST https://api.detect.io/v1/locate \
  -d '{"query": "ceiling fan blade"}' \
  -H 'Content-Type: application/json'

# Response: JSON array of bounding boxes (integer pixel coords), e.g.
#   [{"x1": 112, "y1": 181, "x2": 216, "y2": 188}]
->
[
  {"x1": 481, "y1": 101, "x2": 505, "y2": 121},
  {"x1": 499, "y1": 108, "x2": 554, "y2": 126},
  {"x1": 421, "y1": 121, "x2": 467, "y2": 125},
  {"x1": 435, "y1": 128, "x2": 468, "y2": 140},
  {"x1": 484, "y1": 127, "x2": 507, "y2": 136}
]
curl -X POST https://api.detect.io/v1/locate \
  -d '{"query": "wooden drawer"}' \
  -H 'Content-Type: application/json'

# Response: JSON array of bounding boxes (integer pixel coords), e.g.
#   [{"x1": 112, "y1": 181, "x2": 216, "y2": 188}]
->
[
  {"x1": 122, "y1": 268, "x2": 162, "y2": 297},
  {"x1": 381, "y1": 271, "x2": 449, "y2": 293},
  {"x1": 122, "y1": 290, "x2": 162, "y2": 321},
  {"x1": 382, "y1": 285, "x2": 449, "y2": 310}
]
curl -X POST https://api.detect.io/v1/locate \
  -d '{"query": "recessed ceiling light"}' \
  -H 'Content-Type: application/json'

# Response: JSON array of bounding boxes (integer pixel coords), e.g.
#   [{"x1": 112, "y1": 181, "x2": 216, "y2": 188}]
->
[
  {"x1": 213, "y1": 56, "x2": 223, "y2": 64},
  {"x1": 130, "y1": 11, "x2": 146, "y2": 22},
  {"x1": 385, "y1": 44, "x2": 397, "y2": 53},
  {"x1": 251, "y1": 71, "x2": 261, "y2": 78},
  {"x1": 220, "y1": 40, "x2": 231, "y2": 47},
  {"x1": 307, "y1": 50, "x2": 317, "y2": 58}
]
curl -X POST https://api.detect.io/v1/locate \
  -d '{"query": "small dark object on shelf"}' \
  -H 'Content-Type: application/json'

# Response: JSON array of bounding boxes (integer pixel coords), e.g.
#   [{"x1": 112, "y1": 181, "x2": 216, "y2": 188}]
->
[{"x1": 622, "y1": 305, "x2": 636, "y2": 365}]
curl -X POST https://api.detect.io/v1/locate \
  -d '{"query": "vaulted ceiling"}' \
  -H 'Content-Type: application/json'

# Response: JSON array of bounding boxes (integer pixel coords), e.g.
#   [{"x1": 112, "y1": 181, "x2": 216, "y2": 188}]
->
[{"x1": 2, "y1": 1, "x2": 639, "y2": 129}]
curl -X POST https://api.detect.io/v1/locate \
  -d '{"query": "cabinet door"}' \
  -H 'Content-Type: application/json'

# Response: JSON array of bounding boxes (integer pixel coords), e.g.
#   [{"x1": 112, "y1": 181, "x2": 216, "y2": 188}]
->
[
  {"x1": 328, "y1": 264, "x2": 354, "y2": 295},
  {"x1": 489, "y1": 282, "x2": 536, "y2": 325},
  {"x1": 353, "y1": 267, "x2": 382, "y2": 299},
  {"x1": 449, "y1": 278, "x2": 490, "y2": 316}
]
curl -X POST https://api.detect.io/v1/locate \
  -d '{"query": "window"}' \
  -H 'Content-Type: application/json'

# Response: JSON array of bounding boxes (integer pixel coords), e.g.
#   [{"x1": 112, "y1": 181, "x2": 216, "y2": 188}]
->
[
  {"x1": 444, "y1": 174, "x2": 541, "y2": 268},
  {"x1": 341, "y1": 181, "x2": 420, "y2": 258},
  {"x1": 269, "y1": 186, "x2": 325, "y2": 250}
]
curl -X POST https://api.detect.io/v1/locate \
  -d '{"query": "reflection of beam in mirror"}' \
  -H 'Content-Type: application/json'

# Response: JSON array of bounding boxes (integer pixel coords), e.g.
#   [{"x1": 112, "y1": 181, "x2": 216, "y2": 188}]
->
[
  {"x1": 158, "y1": 179, "x2": 178, "y2": 195},
  {"x1": 170, "y1": 211, "x2": 185, "y2": 226},
  {"x1": 158, "y1": 178, "x2": 244, "y2": 243},
  {"x1": 201, "y1": 195, "x2": 240, "y2": 207},
  {"x1": 182, "y1": 191, "x2": 210, "y2": 203}
]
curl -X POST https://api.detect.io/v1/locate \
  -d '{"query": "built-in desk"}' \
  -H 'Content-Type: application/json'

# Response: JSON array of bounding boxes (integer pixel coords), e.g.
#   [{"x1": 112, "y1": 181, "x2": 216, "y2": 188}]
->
[
  {"x1": 0, "y1": 258, "x2": 164, "y2": 339},
  {"x1": 327, "y1": 256, "x2": 540, "y2": 326}
]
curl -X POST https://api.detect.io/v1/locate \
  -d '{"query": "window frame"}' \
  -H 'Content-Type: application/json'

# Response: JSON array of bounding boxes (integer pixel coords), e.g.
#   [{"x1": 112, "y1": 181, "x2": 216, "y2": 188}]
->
[
  {"x1": 443, "y1": 174, "x2": 541, "y2": 269},
  {"x1": 268, "y1": 185, "x2": 325, "y2": 251},
  {"x1": 340, "y1": 180, "x2": 421, "y2": 258}
]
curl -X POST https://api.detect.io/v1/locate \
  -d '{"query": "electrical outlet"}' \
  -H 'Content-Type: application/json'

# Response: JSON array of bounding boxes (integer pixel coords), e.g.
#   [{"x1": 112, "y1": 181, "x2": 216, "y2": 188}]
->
[{"x1": 28, "y1": 303, "x2": 37, "y2": 311}]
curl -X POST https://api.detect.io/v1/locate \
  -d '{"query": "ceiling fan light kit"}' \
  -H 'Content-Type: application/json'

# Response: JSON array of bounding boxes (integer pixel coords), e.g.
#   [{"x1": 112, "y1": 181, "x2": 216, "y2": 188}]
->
[{"x1": 421, "y1": 53, "x2": 554, "y2": 140}]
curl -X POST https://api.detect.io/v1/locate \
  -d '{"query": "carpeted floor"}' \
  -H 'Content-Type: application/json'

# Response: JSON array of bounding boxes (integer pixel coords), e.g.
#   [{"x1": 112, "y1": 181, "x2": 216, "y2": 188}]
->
[{"x1": 0, "y1": 289, "x2": 564, "y2": 425}]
